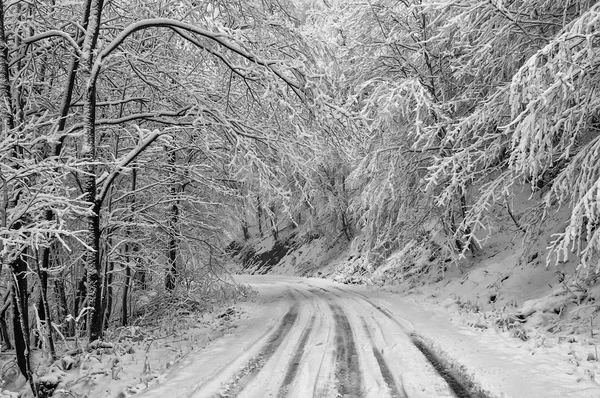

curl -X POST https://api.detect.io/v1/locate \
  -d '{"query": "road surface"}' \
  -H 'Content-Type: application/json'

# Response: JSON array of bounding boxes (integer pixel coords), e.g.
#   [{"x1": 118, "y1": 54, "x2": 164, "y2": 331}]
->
[{"x1": 140, "y1": 275, "x2": 469, "y2": 398}]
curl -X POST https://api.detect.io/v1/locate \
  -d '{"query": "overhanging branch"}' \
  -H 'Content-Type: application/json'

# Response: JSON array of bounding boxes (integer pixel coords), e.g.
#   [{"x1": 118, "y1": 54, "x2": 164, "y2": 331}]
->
[{"x1": 91, "y1": 18, "x2": 302, "y2": 95}]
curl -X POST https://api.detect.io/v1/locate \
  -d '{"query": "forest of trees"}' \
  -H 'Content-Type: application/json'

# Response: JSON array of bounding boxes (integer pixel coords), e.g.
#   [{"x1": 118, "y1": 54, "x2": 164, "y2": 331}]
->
[{"x1": 0, "y1": 0, "x2": 598, "y2": 394}]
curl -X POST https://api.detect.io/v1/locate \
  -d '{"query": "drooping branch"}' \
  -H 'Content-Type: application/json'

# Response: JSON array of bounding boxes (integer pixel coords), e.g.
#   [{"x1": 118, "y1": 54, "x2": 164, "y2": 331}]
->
[
  {"x1": 61, "y1": 107, "x2": 193, "y2": 141},
  {"x1": 90, "y1": 18, "x2": 302, "y2": 95},
  {"x1": 21, "y1": 30, "x2": 82, "y2": 56}
]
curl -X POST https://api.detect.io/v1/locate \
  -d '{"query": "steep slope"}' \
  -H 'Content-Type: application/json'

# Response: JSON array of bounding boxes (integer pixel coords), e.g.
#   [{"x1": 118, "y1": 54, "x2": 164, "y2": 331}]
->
[{"x1": 230, "y1": 183, "x2": 600, "y2": 389}]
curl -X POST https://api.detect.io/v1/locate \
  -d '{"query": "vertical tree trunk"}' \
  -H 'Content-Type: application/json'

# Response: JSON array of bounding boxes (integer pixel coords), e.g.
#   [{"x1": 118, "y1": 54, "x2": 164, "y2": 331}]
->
[
  {"x1": 0, "y1": 4, "x2": 35, "y2": 392},
  {"x1": 80, "y1": 0, "x2": 105, "y2": 344},
  {"x1": 257, "y1": 196, "x2": 263, "y2": 237},
  {"x1": 73, "y1": 272, "x2": 87, "y2": 335},
  {"x1": 269, "y1": 204, "x2": 278, "y2": 241},
  {"x1": 0, "y1": 288, "x2": 12, "y2": 350},
  {"x1": 242, "y1": 219, "x2": 250, "y2": 241},
  {"x1": 122, "y1": 166, "x2": 137, "y2": 325},
  {"x1": 165, "y1": 148, "x2": 180, "y2": 291},
  {"x1": 53, "y1": 279, "x2": 69, "y2": 333},
  {"x1": 36, "y1": 247, "x2": 56, "y2": 359},
  {"x1": 102, "y1": 239, "x2": 114, "y2": 330},
  {"x1": 460, "y1": 193, "x2": 478, "y2": 253},
  {"x1": 11, "y1": 255, "x2": 36, "y2": 395},
  {"x1": 0, "y1": 317, "x2": 10, "y2": 350},
  {"x1": 121, "y1": 265, "x2": 131, "y2": 326},
  {"x1": 0, "y1": 0, "x2": 14, "y2": 133},
  {"x1": 165, "y1": 198, "x2": 180, "y2": 291}
]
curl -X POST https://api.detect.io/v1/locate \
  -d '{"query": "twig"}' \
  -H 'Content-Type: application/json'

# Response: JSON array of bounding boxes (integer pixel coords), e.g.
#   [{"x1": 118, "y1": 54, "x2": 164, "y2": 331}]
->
[{"x1": 505, "y1": 196, "x2": 526, "y2": 233}]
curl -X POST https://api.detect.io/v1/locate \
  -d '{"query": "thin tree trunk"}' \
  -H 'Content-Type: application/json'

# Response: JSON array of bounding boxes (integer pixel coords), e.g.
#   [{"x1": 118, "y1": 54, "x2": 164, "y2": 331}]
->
[
  {"x1": 11, "y1": 255, "x2": 36, "y2": 395},
  {"x1": 0, "y1": 316, "x2": 10, "y2": 350},
  {"x1": 460, "y1": 193, "x2": 477, "y2": 253},
  {"x1": 165, "y1": 148, "x2": 180, "y2": 291},
  {"x1": 242, "y1": 219, "x2": 250, "y2": 241},
  {"x1": 53, "y1": 279, "x2": 69, "y2": 334},
  {"x1": 73, "y1": 273, "x2": 87, "y2": 335},
  {"x1": 36, "y1": 248, "x2": 56, "y2": 359},
  {"x1": 53, "y1": 0, "x2": 93, "y2": 156},
  {"x1": 0, "y1": 3, "x2": 35, "y2": 392},
  {"x1": 269, "y1": 204, "x2": 278, "y2": 241},
  {"x1": 81, "y1": 0, "x2": 105, "y2": 344},
  {"x1": 0, "y1": 288, "x2": 12, "y2": 350},
  {"x1": 165, "y1": 200, "x2": 180, "y2": 291},
  {"x1": 102, "y1": 240, "x2": 114, "y2": 330},
  {"x1": 0, "y1": 0, "x2": 14, "y2": 132},
  {"x1": 257, "y1": 197, "x2": 263, "y2": 237},
  {"x1": 122, "y1": 166, "x2": 137, "y2": 325},
  {"x1": 121, "y1": 265, "x2": 131, "y2": 326}
]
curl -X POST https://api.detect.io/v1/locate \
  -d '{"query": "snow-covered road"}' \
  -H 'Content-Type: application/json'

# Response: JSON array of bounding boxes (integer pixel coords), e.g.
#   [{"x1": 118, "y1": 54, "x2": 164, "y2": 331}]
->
[{"x1": 139, "y1": 275, "x2": 600, "y2": 398}]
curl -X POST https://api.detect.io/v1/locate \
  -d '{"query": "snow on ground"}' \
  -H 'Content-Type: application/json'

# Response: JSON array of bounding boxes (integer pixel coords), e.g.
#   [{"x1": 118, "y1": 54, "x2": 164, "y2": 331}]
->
[
  {"x1": 227, "y1": 184, "x2": 600, "y2": 396},
  {"x1": 358, "y1": 284, "x2": 600, "y2": 397},
  {"x1": 134, "y1": 275, "x2": 600, "y2": 397},
  {"x1": 0, "y1": 287, "x2": 256, "y2": 398},
  {"x1": 7, "y1": 183, "x2": 597, "y2": 397}
]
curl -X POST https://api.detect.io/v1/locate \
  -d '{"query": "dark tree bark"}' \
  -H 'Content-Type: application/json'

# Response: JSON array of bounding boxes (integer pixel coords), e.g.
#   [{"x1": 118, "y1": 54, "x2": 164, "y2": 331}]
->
[
  {"x1": 269, "y1": 204, "x2": 279, "y2": 241},
  {"x1": 73, "y1": 272, "x2": 87, "y2": 335},
  {"x1": 121, "y1": 265, "x2": 131, "y2": 326},
  {"x1": 36, "y1": 247, "x2": 56, "y2": 359},
  {"x1": 0, "y1": 3, "x2": 35, "y2": 392},
  {"x1": 102, "y1": 239, "x2": 114, "y2": 330},
  {"x1": 122, "y1": 166, "x2": 137, "y2": 325},
  {"x1": 11, "y1": 255, "x2": 36, "y2": 395},
  {"x1": 165, "y1": 148, "x2": 180, "y2": 291},
  {"x1": 242, "y1": 219, "x2": 250, "y2": 241},
  {"x1": 53, "y1": 279, "x2": 69, "y2": 334},
  {"x1": 257, "y1": 197, "x2": 263, "y2": 237},
  {"x1": 80, "y1": 0, "x2": 105, "y2": 344}
]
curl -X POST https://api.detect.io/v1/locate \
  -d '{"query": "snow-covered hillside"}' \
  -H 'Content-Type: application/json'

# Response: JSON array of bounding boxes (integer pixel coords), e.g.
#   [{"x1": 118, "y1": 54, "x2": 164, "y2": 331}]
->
[{"x1": 230, "y1": 183, "x2": 600, "y2": 394}]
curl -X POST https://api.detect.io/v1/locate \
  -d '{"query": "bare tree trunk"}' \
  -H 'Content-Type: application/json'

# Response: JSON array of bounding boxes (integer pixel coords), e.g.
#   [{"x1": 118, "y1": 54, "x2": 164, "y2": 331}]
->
[
  {"x1": 121, "y1": 265, "x2": 131, "y2": 326},
  {"x1": 81, "y1": 0, "x2": 105, "y2": 344},
  {"x1": 0, "y1": 0, "x2": 14, "y2": 132},
  {"x1": 122, "y1": 165, "x2": 138, "y2": 324},
  {"x1": 257, "y1": 197, "x2": 263, "y2": 237},
  {"x1": 73, "y1": 272, "x2": 87, "y2": 335},
  {"x1": 269, "y1": 204, "x2": 278, "y2": 241},
  {"x1": 165, "y1": 148, "x2": 180, "y2": 291},
  {"x1": 102, "y1": 239, "x2": 114, "y2": 330},
  {"x1": 11, "y1": 255, "x2": 36, "y2": 395},
  {"x1": 36, "y1": 247, "x2": 56, "y2": 360},
  {"x1": 0, "y1": 4, "x2": 35, "y2": 392},
  {"x1": 165, "y1": 199, "x2": 180, "y2": 290},
  {"x1": 0, "y1": 288, "x2": 12, "y2": 350},
  {"x1": 460, "y1": 193, "x2": 478, "y2": 254},
  {"x1": 53, "y1": 279, "x2": 69, "y2": 334},
  {"x1": 242, "y1": 219, "x2": 250, "y2": 241}
]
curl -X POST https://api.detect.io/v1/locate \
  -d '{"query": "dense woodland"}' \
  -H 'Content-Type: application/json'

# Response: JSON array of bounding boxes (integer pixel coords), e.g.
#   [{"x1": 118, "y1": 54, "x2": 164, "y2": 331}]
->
[{"x1": 0, "y1": 0, "x2": 598, "y2": 394}]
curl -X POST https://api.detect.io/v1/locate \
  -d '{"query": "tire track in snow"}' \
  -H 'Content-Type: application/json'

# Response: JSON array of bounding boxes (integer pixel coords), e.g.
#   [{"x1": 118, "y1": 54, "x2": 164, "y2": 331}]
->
[
  {"x1": 302, "y1": 289, "x2": 336, "y2": 398},
  {"x1": 212, "y1": 304, "x2": 299, "y2": 398},
  {"x1": 333, "y1": 287, "x2": 411, "y2": 331},
  {"x1": 335, "y1": 286, "x2": 487, "y2": 398},
  {"x1": 329, "y1": 302, "x2": 364, "y2": 398},
  {"x1": 276, "y1": 314, "x2": 316, "y2": 397},
  {"x1": 359, "y1": 317, "x2": 408, "y2": 398}
]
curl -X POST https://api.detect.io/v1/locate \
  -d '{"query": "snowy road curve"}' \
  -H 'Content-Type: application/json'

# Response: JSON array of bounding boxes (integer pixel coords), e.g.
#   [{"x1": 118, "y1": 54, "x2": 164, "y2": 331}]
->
[{"x1": 141, "y1": 276, "x2": 467, "y2": 398}]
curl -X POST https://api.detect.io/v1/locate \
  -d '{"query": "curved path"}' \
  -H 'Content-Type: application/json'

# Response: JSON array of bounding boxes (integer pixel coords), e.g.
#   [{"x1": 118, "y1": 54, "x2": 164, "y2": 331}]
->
[{"x1": 141, "y1": 275, "x2": 461, "y2": 398}]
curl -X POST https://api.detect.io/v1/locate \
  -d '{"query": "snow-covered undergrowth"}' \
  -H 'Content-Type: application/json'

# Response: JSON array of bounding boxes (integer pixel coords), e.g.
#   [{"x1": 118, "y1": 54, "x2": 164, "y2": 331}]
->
[{"x1": 0, "y1": 284, "x2": 255, "y2": 398}]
